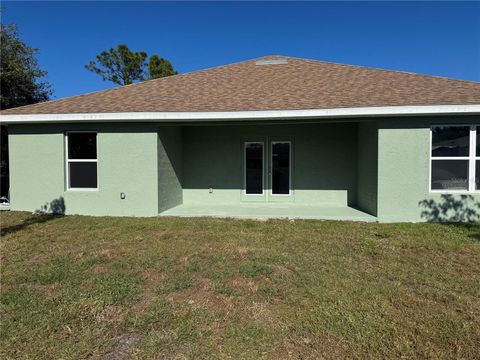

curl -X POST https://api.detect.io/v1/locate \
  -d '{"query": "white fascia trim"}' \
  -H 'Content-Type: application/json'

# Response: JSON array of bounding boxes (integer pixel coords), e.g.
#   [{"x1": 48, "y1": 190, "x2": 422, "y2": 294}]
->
[{"x1": 1, "y1": 104, "x2": 479, "y2": 124}]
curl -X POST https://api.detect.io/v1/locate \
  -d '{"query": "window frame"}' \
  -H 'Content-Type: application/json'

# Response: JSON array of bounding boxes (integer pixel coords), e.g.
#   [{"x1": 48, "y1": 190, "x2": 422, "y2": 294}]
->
[
  {"x1": 243, "y1": 141, "x2": 265, "y2": 196},
  {"x1": 476, "y1": 126, "x2": 480, "y2": 191},
  {"x1": 65, "y1": 130, "x2": 99, "y2": 191},
  {"x1": 429, "y1": 125, "x2": 478, "y2": 193}
]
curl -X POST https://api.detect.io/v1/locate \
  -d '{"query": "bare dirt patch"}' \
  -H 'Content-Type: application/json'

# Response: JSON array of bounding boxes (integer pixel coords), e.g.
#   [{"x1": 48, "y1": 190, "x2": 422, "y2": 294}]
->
[{"x1": 92, "y1": 333, "x2": 141, "y2": 360}]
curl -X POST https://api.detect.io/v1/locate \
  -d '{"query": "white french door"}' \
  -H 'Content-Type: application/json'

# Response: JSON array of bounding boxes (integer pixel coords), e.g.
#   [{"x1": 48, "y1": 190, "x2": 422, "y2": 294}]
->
[{"x1": 242, "y1": 138, "x2": 293, "y2": 202}]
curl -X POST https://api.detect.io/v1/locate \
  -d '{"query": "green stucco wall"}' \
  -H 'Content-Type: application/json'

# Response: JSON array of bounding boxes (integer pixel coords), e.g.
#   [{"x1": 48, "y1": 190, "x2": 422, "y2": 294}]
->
[
  {"x1": 377, "y1": 116, "x2": 480, "y2": 222},
  {"x1": 356, "y1": 122, "x2": 378, "y2": 216},
  {"x1": 158, "y1": 126, "x2": 183, "y2": 212},
  {"x1": 8, "y1": 116, "x2": 478, "y2": 222},
  {"x1": 182, "y1": 123, "x2": 358, "y2": 206},
  {"x1": 8, "y1": 123, "x2": 159, "y2": 217}
]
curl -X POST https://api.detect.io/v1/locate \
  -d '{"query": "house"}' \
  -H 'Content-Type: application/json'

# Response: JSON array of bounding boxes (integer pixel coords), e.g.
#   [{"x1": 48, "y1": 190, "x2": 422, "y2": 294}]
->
[{"x1": 2, "y1": 56, "x2": 480, "y2": 222}]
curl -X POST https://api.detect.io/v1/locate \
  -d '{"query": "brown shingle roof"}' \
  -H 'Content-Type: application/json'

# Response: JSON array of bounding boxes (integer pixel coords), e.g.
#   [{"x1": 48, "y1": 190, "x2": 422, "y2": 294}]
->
[{"x1": 2, "y1": 55, "x2": 480, "y2": 115}]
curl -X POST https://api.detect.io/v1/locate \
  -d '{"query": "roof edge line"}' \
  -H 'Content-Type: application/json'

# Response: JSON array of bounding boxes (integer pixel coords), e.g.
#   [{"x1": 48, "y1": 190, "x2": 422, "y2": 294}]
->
[{"x1": 2, "y1": 104, "x2": 479, "y2": 124}]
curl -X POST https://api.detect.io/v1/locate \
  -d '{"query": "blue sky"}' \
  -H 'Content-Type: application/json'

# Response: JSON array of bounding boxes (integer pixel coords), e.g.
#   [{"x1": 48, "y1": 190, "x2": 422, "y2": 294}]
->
[{"x1": 3, "y1": 1, "x2": 480, "y2": 99}]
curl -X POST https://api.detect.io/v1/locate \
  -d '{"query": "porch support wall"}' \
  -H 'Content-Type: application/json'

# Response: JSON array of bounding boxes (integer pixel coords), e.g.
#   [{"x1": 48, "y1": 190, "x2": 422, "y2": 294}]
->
[
  {"x1": 158, "y1": 126, "x2": 183, "y2": 213},
  {"x1": 356, "y1": 122, "x2": 378, "y2": 216}
]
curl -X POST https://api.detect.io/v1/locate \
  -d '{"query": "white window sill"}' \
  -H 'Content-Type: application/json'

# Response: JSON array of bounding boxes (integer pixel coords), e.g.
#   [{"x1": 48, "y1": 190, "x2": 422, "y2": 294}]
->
[
  {"x1": 429, "y1": 190, "x2": 480, "y2": 194},
  {"x1": 66, "y1": 188, "x2": 99, "y2": 192}
]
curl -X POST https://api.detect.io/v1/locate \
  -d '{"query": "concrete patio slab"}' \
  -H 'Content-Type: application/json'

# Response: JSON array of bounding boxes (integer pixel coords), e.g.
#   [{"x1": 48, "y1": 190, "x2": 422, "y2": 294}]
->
[{"x1": 159, "y1": 203, "x2": 377, "y2": 222}]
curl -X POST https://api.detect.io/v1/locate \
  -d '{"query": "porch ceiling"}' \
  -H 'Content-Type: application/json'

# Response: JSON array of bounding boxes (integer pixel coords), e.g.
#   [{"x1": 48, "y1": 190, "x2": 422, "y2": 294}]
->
[{"x1": 159, "y1": 203, "x2": 376, "y2": 222}]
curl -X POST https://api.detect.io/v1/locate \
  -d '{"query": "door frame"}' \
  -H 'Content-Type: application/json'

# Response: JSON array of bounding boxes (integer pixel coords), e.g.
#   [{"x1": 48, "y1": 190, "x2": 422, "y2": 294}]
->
[
  {"x1": 241, "y1": 136, "x2": 294, "y2": 202},
  {"x1": 241, "y1": 138, "x2": 267, "y2": 202},
  {"x1": 268, "y1": 137, "x2": 294, "y2": 202}
]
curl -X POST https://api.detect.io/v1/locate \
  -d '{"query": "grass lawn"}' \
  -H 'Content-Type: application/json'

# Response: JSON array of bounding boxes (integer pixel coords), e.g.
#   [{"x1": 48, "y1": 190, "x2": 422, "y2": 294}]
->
[{"x1": 1, "y1": 212, "x2": 479, "y2": 359}]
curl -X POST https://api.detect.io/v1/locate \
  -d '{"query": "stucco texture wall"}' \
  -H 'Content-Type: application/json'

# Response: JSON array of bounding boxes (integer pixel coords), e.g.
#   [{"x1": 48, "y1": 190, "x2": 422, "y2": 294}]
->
[
  {"x1": 8, "y1": 123, "x2": 159, "y2": 217},
  {"x1": 377, "y1": 116, "x2": 480, "y2": 222},
  {"x1": 182, "y1": 123, "x2": 359, "y2": 206},
  {"x1": 10, "y1": 117, "x2": 478, "y2": 222},
  {"x1": 357, "y1": 121, "x2": 378, "y2": 216}
]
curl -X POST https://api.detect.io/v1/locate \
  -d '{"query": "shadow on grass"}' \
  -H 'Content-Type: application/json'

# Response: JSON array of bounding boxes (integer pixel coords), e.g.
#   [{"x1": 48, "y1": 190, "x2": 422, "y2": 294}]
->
[
  {"x1": 450, "y1": 222, "x2": 480, "y2": 241},
  {"x1": 0, "y1": 213, "x2": 62, "y2": 237},
  {"x1": 1, "y1": 197, "x2": 66, "y2": 237},
  {"x1": 419, "y1": 194, "x2": 480, "y2": 240}
]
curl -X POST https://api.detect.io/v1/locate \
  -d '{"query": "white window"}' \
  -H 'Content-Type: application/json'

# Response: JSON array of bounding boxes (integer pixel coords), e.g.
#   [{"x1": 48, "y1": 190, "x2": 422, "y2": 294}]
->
[
  {"x1": 65, "y1": 131, "x2": 98, "y2": 190},
  {"x1": 430, "y1": 125, "x2": 479, "y2": 192}
]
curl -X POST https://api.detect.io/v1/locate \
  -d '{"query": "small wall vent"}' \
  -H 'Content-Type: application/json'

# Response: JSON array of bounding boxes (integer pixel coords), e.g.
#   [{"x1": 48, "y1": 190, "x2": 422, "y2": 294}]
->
[{"x1": 255, "y1": 58, "x2": 288, "y2": 66}]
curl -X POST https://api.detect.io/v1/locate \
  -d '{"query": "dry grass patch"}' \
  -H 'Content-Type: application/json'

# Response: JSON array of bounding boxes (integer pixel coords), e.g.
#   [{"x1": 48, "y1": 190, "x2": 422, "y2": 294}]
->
[
  {"x1": 1, "y1": 212, "x2": 479, "y2": 359},
  {"x1": 167, "y1": 276, "x2": 238, "y2": 315}
]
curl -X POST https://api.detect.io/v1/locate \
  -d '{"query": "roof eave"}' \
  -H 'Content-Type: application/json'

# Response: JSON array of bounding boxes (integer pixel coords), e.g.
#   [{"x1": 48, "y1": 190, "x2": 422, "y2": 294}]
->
[{"x1": 2, "y1": 104, "x2": 480, "y2": 124}]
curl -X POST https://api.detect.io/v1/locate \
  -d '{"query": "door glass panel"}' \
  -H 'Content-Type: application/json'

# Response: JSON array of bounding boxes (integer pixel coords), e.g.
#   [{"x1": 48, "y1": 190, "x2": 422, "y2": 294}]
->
[
  {"x1": 245, "y1": 143, "x2": 263, "y2": 194},
  {"x1": 272, "y1": 142, "x2": 290, "y2": 195}
]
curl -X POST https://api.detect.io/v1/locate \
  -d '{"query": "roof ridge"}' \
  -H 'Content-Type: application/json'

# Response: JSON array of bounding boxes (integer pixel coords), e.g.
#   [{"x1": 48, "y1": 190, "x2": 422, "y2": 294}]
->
[{"x1": 282, "y1": 55, "x2": 480, "y2": 85}]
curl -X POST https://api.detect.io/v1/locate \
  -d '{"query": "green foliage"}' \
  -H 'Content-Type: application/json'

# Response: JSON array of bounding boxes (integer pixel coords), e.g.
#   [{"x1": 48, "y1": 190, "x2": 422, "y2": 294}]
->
[
  {"x1": 85, "y1": 44, "x2": 147, "y2": 85},
  {"x1": 148, "y1": 55, "x2": 178, "y2": 79},
  {"x1": 0, "y1": 23, "x2": 52, "y2": 110},
  {"x1": 85, "y1": 44, "x2": 177, "y2": 85}
]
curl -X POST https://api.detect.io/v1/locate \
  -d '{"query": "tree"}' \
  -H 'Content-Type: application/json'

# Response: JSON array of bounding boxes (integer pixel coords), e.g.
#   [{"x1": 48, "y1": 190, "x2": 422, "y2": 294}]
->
[
  {"x1": 85, "y1": 44, "x2": 178, "y2": 85},
  {"x1": 0, "y1": 23, "x2": 52, "y2": 198},
  {"x1": 148, "y1": 55, "x2": 178, "y2": 79},
  {"x1": 85, "y1": 44, "x2": 148, "y2": 85},
  {"x1": 0, "y1": 24, "x2": 52, "y2": 109}
]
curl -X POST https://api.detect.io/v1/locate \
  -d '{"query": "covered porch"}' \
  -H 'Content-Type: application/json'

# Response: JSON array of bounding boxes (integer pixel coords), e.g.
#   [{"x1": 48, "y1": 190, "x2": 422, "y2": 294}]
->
[{"x1": 157, "y1": 120, "x2": 378, "y2": 220}]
